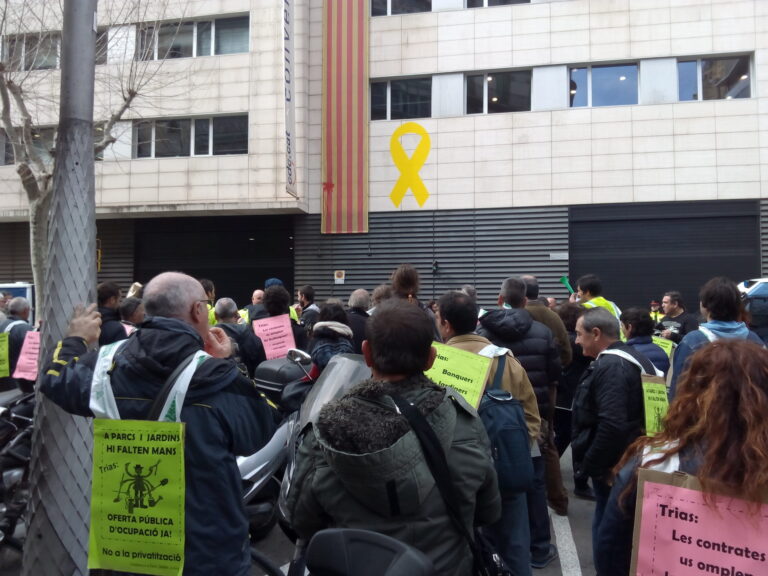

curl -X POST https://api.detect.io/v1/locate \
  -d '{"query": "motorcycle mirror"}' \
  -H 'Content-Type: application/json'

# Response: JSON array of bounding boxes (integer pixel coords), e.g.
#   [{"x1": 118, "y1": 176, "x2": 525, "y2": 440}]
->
[{"x1": 287, "y1": 349, "x2": 312, "y2": 366}]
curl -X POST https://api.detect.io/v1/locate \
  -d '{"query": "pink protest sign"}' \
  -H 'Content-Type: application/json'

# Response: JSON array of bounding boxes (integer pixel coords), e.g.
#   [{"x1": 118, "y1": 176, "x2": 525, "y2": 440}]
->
[
  {"x1": 12, "y1": 331, "x2": 40, "y2": 381},
  {"x1": 634, "y1": 475, "x2": 768, "y2": 576},
  {"x1": 252, "y1": 314, "x2": 296, "y2": 360}
]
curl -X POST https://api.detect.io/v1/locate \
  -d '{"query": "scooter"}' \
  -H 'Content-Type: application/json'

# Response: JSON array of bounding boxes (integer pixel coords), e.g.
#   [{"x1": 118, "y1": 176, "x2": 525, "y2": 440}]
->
[
  {"x1": 239, "y1": 349, "x2": 314, "y2": 541},
  {"x1": 0, "y1": 390, "x2": 35, "y2": 552}
]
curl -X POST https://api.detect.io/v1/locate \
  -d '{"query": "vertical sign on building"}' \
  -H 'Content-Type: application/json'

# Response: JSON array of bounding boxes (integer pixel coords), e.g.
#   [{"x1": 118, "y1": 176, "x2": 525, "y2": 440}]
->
[
  {"x1": 284, "y1": 0, "x2": 297, "y2": 197},
  {"x1": 321, "y1": 0, "x2": 369, "y2": 233}
]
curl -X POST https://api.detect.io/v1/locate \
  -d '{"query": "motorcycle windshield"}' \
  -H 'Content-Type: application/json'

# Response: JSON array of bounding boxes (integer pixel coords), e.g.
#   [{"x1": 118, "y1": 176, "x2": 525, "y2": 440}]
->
[{"x1": 300, "y1": 353, "x2": 370, "y2": 429}]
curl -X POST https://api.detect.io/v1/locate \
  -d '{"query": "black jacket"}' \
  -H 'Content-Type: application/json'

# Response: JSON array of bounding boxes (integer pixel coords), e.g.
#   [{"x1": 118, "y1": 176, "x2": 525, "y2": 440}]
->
[
  {"x1": 571, "y1": 342, "x2": 651, "y2": 480},
  {"x1": 346, "y1": 307, "x2": 369, "y2": 354},
  {"x1": 40, "y1": 317, "x2": 276, "y2": 576},
  {"x1": 477, "y1": 308, "x2": 561, "y2": 415},
  {"x1": 216, "y1": 322, "x2": 267, "y2": 377},
  {"x1": 98, "y1": 306, "x2": 126, "y2": 347}
]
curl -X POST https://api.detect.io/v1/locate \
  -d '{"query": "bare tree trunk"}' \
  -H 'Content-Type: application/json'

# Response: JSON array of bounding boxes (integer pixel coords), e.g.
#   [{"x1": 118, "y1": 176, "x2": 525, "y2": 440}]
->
[
  {"x1": 23, "y1": 1, "x2": 98, "y2": 575},
  {"x1": 28, "y1": 186, "x2": 52, "y2": 317}
]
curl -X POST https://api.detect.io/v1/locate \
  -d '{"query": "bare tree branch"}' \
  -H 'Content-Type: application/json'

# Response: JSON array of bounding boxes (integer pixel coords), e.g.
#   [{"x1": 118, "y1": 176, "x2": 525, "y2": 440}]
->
[
  {"x1": 7, "y1": 78, "x2": 50, "y2": 174},
  {"x1": 94, "y1": 87, "x2": 137, "y2": 154}
]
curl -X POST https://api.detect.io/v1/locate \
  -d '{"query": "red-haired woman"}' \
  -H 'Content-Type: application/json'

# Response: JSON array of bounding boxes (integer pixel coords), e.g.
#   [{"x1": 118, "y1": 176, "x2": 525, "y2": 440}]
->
[{"x1": 594, "y1": 339, "x2": 768, "y2": 575}]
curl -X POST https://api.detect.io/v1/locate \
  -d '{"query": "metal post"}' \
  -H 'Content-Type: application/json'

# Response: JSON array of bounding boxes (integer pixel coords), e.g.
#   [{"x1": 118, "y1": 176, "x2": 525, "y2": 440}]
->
[{"x1": 23, "y1": 1, "x2": 98, "y2": 574}]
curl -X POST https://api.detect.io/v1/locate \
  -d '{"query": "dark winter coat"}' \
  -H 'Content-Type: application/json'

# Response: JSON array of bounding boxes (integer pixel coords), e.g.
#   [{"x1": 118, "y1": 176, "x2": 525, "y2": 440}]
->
[
  {"x1": 571, "y1": 342, "x2": 652, "y2": 480},
  {"x1": 98, "y1": 306, "x2": 127, "y2": 347},
  {"x1": 40, "y1": 317, "x2": 276, "y2": 576},
  {"x1": 286, "y1": 374, "x2": 500, "y2": 576},
  {"x1": 346, "y1": 307, "x2": 369, "y2": 354},
  {"x1": 309, "y1": 321, "x2": 354, "y2": 370},
  {"x1": 626, "y1": 335, "x2": 670, "y2": 376},
  {"x1": 477, "y1": 307, "x2": 561, "y2": 415},
  {"x1": 216, "y1": 322, "x2": 267, "y2": 377}
]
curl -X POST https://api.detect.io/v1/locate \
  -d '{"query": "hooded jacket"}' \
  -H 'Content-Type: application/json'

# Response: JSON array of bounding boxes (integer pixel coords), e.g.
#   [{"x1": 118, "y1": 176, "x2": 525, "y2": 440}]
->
[
  {"x1": 309, "y1": 321, "x2": 354, "y2": 370},
  {"x1": 41, "y1": 317, "x2": 276, "y2": 576},
  {"x1": 286, "y1": 374, "x2": 500, "y2": 576},
  {"x1": 669, "y1": 320, "x2": 764, "y2": 398},
  {"x1": 626, "y1": 335, "x2": 670, "y2": 376},
  {"x1": 477, "y1": 308, "x2": 561, "y2": 415}
]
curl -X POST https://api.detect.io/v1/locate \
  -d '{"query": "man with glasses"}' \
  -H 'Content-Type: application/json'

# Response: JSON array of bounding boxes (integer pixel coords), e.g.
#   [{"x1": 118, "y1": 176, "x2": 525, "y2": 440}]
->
[{"x1": 41, "y1": 272, "x2": 276, "y2": 576}]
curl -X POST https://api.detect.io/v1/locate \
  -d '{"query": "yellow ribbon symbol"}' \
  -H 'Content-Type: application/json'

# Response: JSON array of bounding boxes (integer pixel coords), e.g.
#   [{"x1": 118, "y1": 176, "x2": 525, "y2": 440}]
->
[{"x1": 390, "y1": 122, "x2": 431, "y2": 207}]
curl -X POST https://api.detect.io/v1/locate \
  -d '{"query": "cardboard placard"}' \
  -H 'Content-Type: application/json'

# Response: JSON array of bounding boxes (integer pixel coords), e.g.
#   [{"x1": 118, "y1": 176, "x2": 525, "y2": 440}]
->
[
  {"x1": 12, "y1": 331, "x2": 40, "y2": 381},
  {"x1": 631, "y1": 468, "x2": 768, "y2": 576},
  {"x1": 424, "y1": 342, "x2": 491, "y2": 409},
  {"x1": 652, "y1": 336, "x2": 675, "y2": 358},
  {"x1": 642, "y1": 381, "x2": 669, "y2": 436},
  {"x1": 252, "y1": 314, "x2": 296, "y2": 360},
  {"x1": 89, "y1": 419, "x2": 185, "y2": 576},
  {"x1": 0, "y1": 333, "x2": 10, "y2": 378}
]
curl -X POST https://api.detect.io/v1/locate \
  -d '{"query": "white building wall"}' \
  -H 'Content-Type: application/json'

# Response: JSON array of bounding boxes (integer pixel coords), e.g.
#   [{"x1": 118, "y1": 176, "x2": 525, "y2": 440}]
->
[
  {"x1": 350, "y1": 0, "x2": 768, "y2": 215},
  {"x1": 0, "y1": 0, "x2": 306, "y2": 220}
]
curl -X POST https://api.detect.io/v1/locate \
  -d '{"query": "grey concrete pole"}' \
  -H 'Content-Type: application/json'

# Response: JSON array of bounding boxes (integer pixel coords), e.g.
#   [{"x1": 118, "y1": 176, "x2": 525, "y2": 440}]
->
[{"x1": 23, "y1": 1, "x2": 98, "y2": 574}]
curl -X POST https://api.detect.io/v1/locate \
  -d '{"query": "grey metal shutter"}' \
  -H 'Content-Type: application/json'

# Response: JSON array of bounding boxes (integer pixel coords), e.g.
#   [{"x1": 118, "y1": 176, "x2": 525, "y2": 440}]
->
[
  {"x1": 294, "y1": 206, "x2": 569, "y2": 308},
  {"x1": 570, "y1": 200, "x2": 760, "y2": 311},
  {"x1": 96, "y1": 218, "x2": 135, "y2": 288},
  {"x1": 0, "y1": 222, "x2": 33, "y2": 283},
  {"x1": 762, "y1": 199, "x2": 768, "y2": 277}
]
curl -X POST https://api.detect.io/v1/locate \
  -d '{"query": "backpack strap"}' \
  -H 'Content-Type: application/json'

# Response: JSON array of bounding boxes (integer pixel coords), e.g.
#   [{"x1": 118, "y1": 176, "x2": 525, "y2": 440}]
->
[
  {"x1": 90, "y1": 340, "x2": 130, "y2": 419},
  {"x1": 2, "y1": 320, "x2": 26, "y2": 334},
  {"x1": 698, "y1": 326, "x2": 718, "y2": 343},
  {"x1": 477, "y1": 344, "x2": 511, "y2": 393},
  {"x1": 600, "y1": 348, "x2": 664, "y2": 378},
  {"x1": 90, "y1": 341, "x2": 209, "y2": 422}
]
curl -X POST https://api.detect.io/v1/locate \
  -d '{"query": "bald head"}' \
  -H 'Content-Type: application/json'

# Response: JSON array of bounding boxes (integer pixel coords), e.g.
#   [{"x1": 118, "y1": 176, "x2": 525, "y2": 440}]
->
[
  {"x1": 252, "y1": 289, "x2": 264, "y2": 305},
  {"x1": 8, "y1": 297, "x2": 30, "y2": 319},
  {"x1": 144, "y1": 272, "x2": 207, "y2": 323}
]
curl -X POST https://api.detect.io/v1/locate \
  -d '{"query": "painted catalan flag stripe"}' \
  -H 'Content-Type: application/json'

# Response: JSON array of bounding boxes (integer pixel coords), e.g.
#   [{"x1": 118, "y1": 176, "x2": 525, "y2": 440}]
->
[{"x1": 321, "y1": 0, "x2": 369, "y2": 234}]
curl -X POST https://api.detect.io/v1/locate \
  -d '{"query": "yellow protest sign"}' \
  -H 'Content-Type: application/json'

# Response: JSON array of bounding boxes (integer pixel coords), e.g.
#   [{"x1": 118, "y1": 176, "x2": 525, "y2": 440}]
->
[
  {"x1": 390, "y1": 122, "x2": 431, "y2": 207},
  {"x1": 642, "y1": 381, "x2": 669, "y2": 436},
  {"x1": 652, "y1": 336, "x2": 675, "y2": 358},
  {"x1": 89, "y1": 419, "x2": 185, "y2": 576},
  {"x1": 425, "y1": 342, "x2": 491, "y2": 408},
  {"x1": 0, "y1": 333, "x2": 9, "y2": 378}
]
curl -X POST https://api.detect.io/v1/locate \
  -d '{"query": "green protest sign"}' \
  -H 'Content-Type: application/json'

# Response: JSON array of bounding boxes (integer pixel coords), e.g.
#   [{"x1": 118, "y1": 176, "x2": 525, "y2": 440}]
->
[
  {"x1": 642, "y1": 381, "x2": 669, "y2": 436},
  {"x1": 0, "y1": 333, "x2": 8, "y2": 378},
  {"x1": 652, "y1": 336, "x2": 675, "y2": 358},
  {"x1": 89, "y1": 419, "x2": 185, "y2": 576},
  {"x1": 425, "y1": 342, "x2": 491, "y2": 408}
]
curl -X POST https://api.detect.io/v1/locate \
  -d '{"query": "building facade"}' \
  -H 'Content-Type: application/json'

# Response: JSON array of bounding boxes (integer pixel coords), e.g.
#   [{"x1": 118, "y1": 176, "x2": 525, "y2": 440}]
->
[{"x1": 1, "y1": 0, "x2": 766, "y2": 309}]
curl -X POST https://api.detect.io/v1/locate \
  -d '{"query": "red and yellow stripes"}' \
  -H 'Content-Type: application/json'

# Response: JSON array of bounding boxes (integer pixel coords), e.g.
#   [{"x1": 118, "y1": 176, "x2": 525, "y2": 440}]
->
[{"x1": 321, "y1": 0, "x2": 369, "y2": 234}]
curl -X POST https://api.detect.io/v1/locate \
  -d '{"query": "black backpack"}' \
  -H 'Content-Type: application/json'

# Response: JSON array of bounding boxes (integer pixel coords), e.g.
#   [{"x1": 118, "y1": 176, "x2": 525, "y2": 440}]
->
[{"x1": 478, "y1": 354, "x2": 534, "y2": 495}]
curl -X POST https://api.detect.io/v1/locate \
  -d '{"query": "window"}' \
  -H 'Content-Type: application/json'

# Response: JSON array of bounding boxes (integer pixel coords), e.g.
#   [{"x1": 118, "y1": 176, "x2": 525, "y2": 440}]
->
[
  {"x1": 132, "y1": 115, "x2": 248, "y2": 158},
  {"x1": 466, "y1": 70, "x2": 531, "y2": 114},
  {"x1": 467, "y1": 0, "x2": 530, "y2": 7},
  {"x1": 95, "y1": 29, "x2": 109, "y2": 65},
  {"x1": 0, "y1": 130, "x2": 14, "y2": 166},
  {"x1": 371, "y1": 0, "x2": 431, "y2": 16},
  {"x1": 2, "y1": 34, "x2": 60, "y2": 71},
  {"x1": 569, "y1": 64, "x2": 638, "y2": 107},
  {"x1": 135, "y1": 16, "x2": 248, "y2": 61},
  {"x1": 678, "y1": 56, "x2": 750, "y2": 102},
  {"x1": 371, "y1": 78, "x2": 432, "y2": 120}
]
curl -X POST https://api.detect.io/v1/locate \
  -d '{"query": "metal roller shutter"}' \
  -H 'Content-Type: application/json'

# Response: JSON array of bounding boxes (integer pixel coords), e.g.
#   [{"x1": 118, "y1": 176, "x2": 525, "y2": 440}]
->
[{"x1": 294, "y1": 206, "x2": 569, "y2": 308}]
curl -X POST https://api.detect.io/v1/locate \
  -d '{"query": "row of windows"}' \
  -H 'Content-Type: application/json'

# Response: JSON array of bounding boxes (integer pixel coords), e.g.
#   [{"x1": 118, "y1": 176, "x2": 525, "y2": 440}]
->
[
  {"x1": 132, "y1": 115, "x2": 248, "y2": 159},
  {"x1": 371, "y1": 55, "x2": 751, "y2": 120},
  {"x1": 1, "y1": 15, "x2": 249, "y2": 71},
  {"x1": 371, "y1": 0, "x2": 528, "y2": 17},
  {"x1": 134, "y1": 16, "x2": 249, "y2": 61}
]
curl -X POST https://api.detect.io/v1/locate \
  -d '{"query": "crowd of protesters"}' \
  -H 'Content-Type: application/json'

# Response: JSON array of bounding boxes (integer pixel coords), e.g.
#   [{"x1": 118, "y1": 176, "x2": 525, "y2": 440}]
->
[{"x1": 23, "y1": 267, "x2": 768, "y2": 575}]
